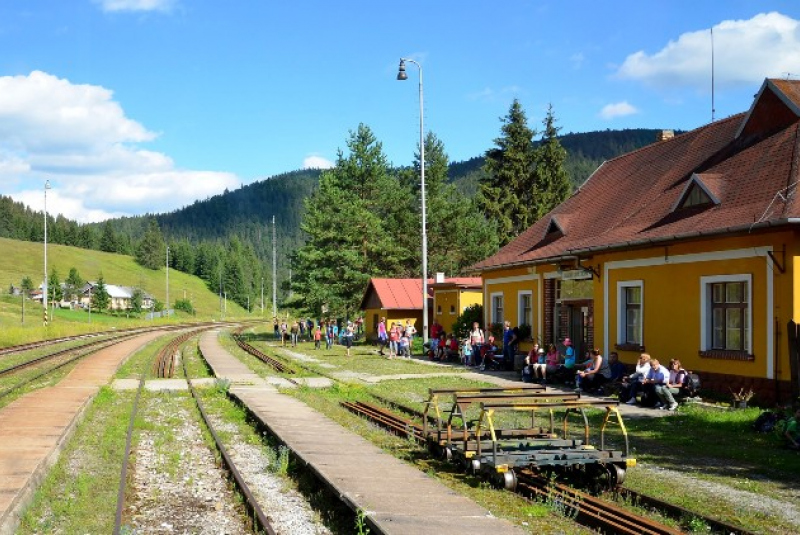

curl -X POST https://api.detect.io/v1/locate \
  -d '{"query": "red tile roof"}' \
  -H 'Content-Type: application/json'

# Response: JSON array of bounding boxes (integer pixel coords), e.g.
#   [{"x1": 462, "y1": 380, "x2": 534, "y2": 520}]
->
[
  {"x1": 361, "y1": 278, "x2": 431, "y2": 310},
  {"x1": 471, "y1": 78, "x2": 800, "y2": 272}
]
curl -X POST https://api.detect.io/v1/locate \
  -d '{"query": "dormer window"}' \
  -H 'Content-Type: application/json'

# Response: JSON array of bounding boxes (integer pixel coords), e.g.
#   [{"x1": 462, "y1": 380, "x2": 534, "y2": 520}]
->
[
  {"x1": 544, "y1": 215, "x2": 566, "y2": 240},
  {"x1": 672, "y1": 173, "x2": 722, "y2": 213},
  {"x1": 679, "y1": 183, "x2": 713, "y2": 209}
]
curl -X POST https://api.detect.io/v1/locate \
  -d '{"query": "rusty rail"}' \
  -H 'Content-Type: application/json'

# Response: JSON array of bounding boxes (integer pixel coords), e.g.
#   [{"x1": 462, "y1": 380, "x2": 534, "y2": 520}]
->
[
  {"x1": 183, "y1": 348, "x2": 278, "y2": 534},
  {"x1": 231, "y1": 330, "x2": 295, "y2": 374}
]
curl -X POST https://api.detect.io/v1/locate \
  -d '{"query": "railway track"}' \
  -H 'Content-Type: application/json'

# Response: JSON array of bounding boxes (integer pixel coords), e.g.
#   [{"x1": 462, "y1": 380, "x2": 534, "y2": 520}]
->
[
  {"x1": 342, "y1": 399, "x2": 757, "y2": 535},
  {"x1": 113, "y1": 331, "x2": 278, "y2": 535},
  {"x1": 152, "y1": 326, "x2": 214, "y2": 378},
  {"x1": 231, "y1": 328, "x2": 296, "y2": 375}
]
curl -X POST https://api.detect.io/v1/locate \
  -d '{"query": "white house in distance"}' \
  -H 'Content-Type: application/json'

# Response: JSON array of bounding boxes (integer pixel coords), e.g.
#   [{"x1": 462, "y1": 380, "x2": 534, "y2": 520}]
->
[{"x1": 80, "y1": 282, "x2": 155, "y2": 311}]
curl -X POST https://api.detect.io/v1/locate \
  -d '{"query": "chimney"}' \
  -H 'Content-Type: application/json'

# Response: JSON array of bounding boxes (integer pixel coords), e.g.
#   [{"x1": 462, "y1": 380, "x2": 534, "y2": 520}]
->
[
  {"x1": 656, "y1": 130, "x2": 674, "y2": 142},
  {"x1": 436, "y1": 272, "x2": 445, "y2": 283}
]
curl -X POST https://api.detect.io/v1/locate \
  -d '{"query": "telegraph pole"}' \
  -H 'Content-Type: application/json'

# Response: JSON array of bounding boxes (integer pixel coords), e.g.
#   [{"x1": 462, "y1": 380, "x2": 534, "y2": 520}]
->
[{"x1": 272, "y1": 215, "x2": 277, "y2": 318}]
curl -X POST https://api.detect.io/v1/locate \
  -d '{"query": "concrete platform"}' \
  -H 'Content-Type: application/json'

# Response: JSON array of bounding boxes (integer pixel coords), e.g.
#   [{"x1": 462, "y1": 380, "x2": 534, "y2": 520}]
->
[
  {"x1": 0, "y1": 331, "x2": 165, "y2": 535},
  {"x1": 199, "y1": 331, "x2": 527, "y2": 535}
]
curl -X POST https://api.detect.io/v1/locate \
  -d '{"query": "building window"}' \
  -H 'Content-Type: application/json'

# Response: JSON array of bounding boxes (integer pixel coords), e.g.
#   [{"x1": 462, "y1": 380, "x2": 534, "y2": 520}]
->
[
  {"x1": 700, "y1": 274, "x2": 752, "y2": 355},
  {"x1": 617, "y1": 281, "x2": 643, "y2": 346},
  {"x1": 710, "y1": 280, "x2": 749, "y2": 351},
  {"x1": 437, "y1": 304, "x2": 442, "y2": 315},
  {"x1": 491, "y1": 293, "x2": 504, "y2": 324},
  {"x1": 518, "y1": 291, "x2": 532, "y2": 327},
  {"x1": 449, "y1": 304, "x2": 456, "y2": 314}
]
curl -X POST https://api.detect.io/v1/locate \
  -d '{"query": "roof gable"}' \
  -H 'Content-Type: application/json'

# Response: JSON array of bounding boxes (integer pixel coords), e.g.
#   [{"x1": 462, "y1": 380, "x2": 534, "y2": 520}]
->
[
  {"x1": 671, "y1": 173, "x2": 722, "y2": 212},
  {"x1": 736, "y1": 79, "x2": 800, "y2": 141}
]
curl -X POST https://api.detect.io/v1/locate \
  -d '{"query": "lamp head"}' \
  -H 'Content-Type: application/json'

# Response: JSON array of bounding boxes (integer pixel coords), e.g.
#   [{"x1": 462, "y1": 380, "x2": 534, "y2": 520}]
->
[
  {"x1": 44, "y1": 180, "x2": 51, "y2": 190},
  {"x1": 396, "y1": 59, "x2": 408, "y2": 81}
]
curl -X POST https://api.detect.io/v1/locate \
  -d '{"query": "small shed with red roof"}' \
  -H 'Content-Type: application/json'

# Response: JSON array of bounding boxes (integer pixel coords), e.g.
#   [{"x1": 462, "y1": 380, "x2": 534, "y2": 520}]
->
[
  {"x1": 469, "y1": 78, "x2": 800, "y2": 404},
  {"x1": 360, "y1": 278, "x2": 432, "y2": 341}
]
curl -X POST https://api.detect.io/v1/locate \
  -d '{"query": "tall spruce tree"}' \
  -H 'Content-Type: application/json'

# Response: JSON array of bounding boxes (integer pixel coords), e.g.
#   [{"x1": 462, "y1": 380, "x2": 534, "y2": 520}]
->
[
  {"x1": 532, "y1": 104, "x2": 571, "y2": 219},
  {"x1": 292, "y1": 124, "x2": 414, "y2": 316},
  {"x1": 479, "y1": 99, "x2": 537, "y2": 246},
  {"x1": 135, "y1": 219, "x2": 166, "y2": 270}
]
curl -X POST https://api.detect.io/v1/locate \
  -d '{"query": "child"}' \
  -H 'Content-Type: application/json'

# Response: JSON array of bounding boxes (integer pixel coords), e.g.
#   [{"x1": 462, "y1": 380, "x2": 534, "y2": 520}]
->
[
  {"x1": 314, "y1": 326, "x2": 321, "y2": 350},
  {"x1": 461, "y1": 339, "x2": 472, "y2": 367},
  {"x1": 399, "y1": 334, "x2": 410, "y2": 358}
]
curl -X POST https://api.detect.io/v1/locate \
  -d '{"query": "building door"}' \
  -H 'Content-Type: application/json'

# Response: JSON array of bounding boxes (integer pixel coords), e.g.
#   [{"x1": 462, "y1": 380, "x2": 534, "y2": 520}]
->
[{"x1": 568, "y1": 305, "x2": 588, "y2": 357}]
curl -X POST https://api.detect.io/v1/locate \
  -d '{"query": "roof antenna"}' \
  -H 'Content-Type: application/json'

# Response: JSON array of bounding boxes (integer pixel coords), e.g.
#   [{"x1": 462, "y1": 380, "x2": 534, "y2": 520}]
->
[{"x1": 711, "y1": 27, "x2": 716, "y2": 123}]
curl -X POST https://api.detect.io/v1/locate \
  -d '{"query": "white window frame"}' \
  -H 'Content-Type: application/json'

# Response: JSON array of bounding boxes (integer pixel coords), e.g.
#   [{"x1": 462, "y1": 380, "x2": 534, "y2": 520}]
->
[
  {"x1": 700, "y1": 274, "x2": 752, "y2": 353},
  {"x1": 518, "y1": 290, "x2": 533, "y2": 327},
  {"x1": 617, "y1": 280, "x2": 643, "y2": 346},
  {"x1": 490, "y1": 292, "x2": 504, "y2": 325}
]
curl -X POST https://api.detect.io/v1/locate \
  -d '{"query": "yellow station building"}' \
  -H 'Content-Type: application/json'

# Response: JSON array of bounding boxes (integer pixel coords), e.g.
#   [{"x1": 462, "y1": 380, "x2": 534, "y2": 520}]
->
[{"x1": 470, "y1": 79, "x2": 800, "y2": 404}]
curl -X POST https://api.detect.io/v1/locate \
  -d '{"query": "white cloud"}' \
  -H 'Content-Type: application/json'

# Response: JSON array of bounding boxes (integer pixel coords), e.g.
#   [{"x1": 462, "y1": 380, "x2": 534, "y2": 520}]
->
[
  {"x1": 94, "y1": 0, "x2": 175, "y2": 13},
  {"x1": 570, "y1": 52, "x2": 585, "y2": 69},
  {"x1": 302, "y1": 155, "x2": 334, "y2": 170},
  {"x1": 0, "y1": 71, "x2": 240, "y2": 223},
  {"x1": 599, "y1": 101, "x2": 639, "y2": 119},
  {"x1": 616, "y1": 12, "x2": 800, "y2": 90}
]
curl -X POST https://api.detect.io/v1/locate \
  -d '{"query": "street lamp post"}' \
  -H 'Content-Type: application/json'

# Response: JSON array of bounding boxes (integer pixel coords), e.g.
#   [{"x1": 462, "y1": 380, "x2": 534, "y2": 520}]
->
[
  {"x1": 397, "y1": 58, "x2": 429, "y2": 346},
  {"x1": 43, "y1": 180, "x2": 51, "y2": 326}
]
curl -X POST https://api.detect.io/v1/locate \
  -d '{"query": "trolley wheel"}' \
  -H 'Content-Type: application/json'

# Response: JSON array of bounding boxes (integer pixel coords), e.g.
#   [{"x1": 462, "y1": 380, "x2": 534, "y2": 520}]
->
[
  {"x1": 612, "y1": 464, "x2": 626, "y2": 487},
  {"x1": 440, "y1": 447, "x2": 452, "y2": 462},
  {"x1": 464, "y1": 458, "x2": 481, "y2": 474},
  {"x1": 493, "y1": 470, "x2": 517, "y2": 491}
]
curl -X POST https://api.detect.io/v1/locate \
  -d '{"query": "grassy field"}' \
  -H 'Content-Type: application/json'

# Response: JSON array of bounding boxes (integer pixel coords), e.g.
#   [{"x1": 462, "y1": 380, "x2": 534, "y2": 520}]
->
[{"x1": 0, "y1": 236, "x2": 272, "y2": 346}]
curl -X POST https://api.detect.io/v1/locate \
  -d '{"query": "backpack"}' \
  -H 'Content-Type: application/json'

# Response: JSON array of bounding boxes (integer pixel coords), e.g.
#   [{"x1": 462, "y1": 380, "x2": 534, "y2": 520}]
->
[
  {"x1": 682, "y1": 373, "x2": 701, "y2": 397},
  {"x1": 753, "y1": 411, "x2": 779, "y2": 433}
]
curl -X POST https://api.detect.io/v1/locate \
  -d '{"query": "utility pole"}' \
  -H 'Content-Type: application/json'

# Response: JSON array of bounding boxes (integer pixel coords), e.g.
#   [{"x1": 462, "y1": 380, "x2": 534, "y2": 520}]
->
[
  {"x1": 261, "y1": 277, "x2": 264, "y2": 315},
  {"x1": 272, "y1": 215, "x2": 277, "y2": 318},
  {"x1": 165, "y1": 245, "x2": 170, "y2": 318}
]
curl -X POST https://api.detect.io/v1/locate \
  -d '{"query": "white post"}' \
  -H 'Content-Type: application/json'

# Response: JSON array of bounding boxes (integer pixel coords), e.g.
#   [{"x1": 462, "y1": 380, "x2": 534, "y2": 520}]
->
[
  {"x1": 166, "y1": 245, "x2": 169, "y2": 318},
  {"x1": 398, "y1": 58, "x2": 429, "y2": 345},
  {"x1": 43, "y1": 180, "x2": 51, "y2": 326}
]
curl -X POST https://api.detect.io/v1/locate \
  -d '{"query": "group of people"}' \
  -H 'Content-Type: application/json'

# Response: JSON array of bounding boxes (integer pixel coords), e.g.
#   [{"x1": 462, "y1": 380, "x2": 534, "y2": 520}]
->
[
  {"x1": 271, "y1": 317, "x2": 359, "y2": 355},
  {"x1": 521, "y1": 338, "x2": 626, "y2": 389},
  {"x1": 618, "y1": 353, "x2": 689, "y2": 411},
  {"x1": 376, "y1": 317, "x2": 417, "y2": 359}
]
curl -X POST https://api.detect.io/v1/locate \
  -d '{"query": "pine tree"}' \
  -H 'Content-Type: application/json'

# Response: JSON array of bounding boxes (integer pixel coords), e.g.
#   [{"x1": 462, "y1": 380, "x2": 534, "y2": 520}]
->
[
  {"x1": 292, "y1": 124, "x2": 414, "y2": 316},
  {"x1": 92, "y1": 274, "x2": 110, "y2": 312},
  {"x1": 100, "y1": 221, "x2": 118, "y2": 253},
  {"x1": 532, "y1": 104, "x2": 571, "y2": 219},
  {"x1": 64, "y1": 267, "x2": 84, "y2": 303},
  {"x1": 131, "y1": 288, "x2": 144, "y2": 313},
  {"x1": 479, "y1": 99, "x2": 537, "y2": 246},
  {"x1": 135, "y1": 219, "x2": 166, "y2": 270},
  {"x1": 48, "y1": 268, "x2": 63, "y2": 304}
]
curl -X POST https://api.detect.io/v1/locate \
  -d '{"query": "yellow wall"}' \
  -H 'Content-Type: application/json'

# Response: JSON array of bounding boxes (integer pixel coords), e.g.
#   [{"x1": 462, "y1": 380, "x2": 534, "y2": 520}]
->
[
  {"x1": 362, "y1": 307, "x2": 423, "y2": 338},
  {"x1": 432, "y1": 288, "x2": 483, "y2": 334},
  {"x1": 482, "y1": 266, "x2": 547, "y2": 348},
  {"x1": 596, "y1": 231, "x2": 793, "y2": 380},
  {"x1": 478, "y1": 230, "x2": 795, "y2": 381}
]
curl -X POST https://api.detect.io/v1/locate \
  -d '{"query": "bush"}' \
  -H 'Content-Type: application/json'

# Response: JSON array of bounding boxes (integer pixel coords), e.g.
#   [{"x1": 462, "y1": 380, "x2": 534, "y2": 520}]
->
[
  {"x1": 451, "y1": 304, "x2": 483, "y2": 338},
  {"x1": 174, "y1": 298, "x2": 195, "y2": 315}
]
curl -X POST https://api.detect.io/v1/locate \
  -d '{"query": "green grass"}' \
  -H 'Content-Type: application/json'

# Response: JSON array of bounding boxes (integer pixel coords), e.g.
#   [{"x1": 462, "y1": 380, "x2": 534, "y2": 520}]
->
[
  {"x1": 18, "y1": 387, "x2": 135, "y2": 534},
  {"x1": 0, "y1": 236, "x2": 257, "y2": 347}
]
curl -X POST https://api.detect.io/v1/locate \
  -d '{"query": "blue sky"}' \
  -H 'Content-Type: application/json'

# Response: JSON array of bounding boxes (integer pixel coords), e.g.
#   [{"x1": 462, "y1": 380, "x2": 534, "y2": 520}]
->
[{"x1": 2, "y1": 0, "x2": 800, "y2": 222}]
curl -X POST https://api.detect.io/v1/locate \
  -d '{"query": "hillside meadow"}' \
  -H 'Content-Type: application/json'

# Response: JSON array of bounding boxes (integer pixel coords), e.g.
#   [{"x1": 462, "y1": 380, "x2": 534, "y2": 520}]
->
[{"x1": 0, "y1": 237, "x2": 259, "y2": 346}]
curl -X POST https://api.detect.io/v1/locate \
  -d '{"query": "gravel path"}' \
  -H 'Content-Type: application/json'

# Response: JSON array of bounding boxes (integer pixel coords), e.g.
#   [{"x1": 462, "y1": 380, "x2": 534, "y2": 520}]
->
[
  {"x1": 641, "y1": 463, "x2": 800, "y2": 527},
  {"x1": 206, "y1": 416, "x2": 332, "y2": 535},
  {"x1": 128, "y1": 398, "x2": 248, "y2": 534}
]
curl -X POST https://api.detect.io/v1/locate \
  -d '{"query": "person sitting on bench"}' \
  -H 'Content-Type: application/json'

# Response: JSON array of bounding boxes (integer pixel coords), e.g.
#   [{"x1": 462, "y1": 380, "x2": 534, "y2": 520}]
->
[
  {"x1": 576, "y1": 348, "x2": 612, "y2": 393},
  {"x1": 622, "y1": 353, "x2": 651, "y2": 405}
]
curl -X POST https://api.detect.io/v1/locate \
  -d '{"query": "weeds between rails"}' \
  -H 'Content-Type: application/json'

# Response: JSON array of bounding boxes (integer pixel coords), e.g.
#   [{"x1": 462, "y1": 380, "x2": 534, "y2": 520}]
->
[{"x1": 112, "y1": 331, "x2": 278, "y2": 535}]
